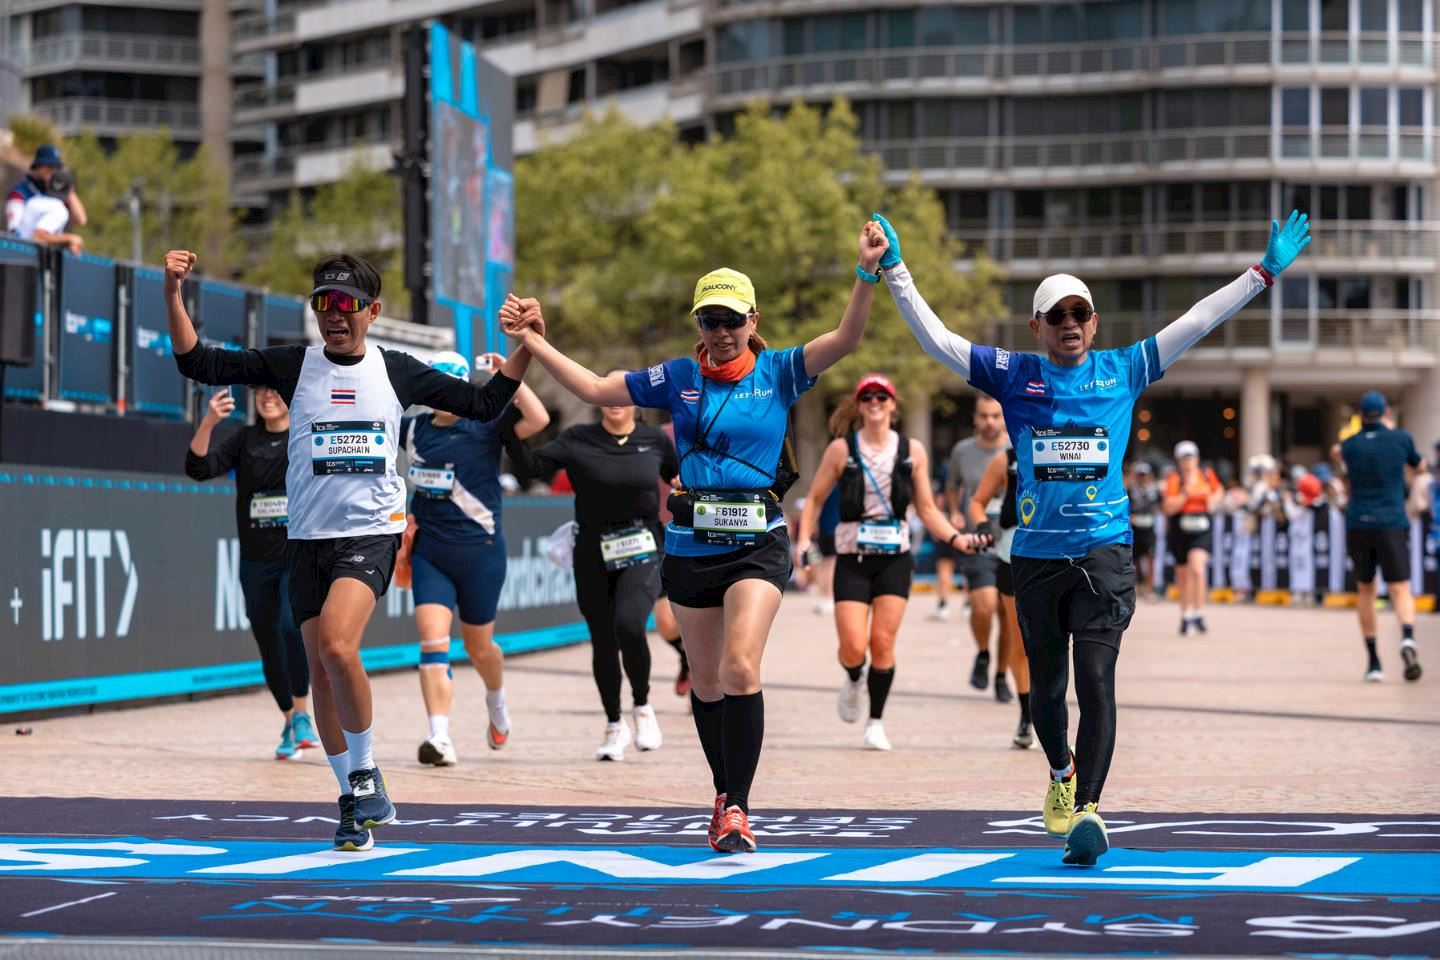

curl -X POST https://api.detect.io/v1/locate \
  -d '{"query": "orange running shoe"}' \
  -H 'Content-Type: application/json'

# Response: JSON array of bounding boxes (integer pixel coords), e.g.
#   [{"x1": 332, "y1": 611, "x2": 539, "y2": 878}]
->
[
  {"x1": 714, "y1": 805, "x2": 756, "y2": 854},
  {"x1": 707, "y1": 793, "x2": 727, "y2": 851},
  {"x1": 487, "y1": 721, "x2": 509, "y2": 750}
]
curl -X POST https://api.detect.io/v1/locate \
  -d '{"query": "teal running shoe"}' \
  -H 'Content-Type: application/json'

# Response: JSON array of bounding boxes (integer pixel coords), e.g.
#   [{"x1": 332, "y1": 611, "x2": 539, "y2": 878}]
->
[
  {"x1": 274, "y1": 719, "x2": 298, "y2": 760},
  {"x1": 291, "y1": 711, "x2": 319, "y2": 749}
]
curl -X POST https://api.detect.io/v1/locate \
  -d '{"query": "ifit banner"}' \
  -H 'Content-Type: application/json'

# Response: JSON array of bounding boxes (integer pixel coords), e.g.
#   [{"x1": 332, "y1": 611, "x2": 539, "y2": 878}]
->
[{"x1": 0, "y1": 466, "x2": 583, "y2": 715}]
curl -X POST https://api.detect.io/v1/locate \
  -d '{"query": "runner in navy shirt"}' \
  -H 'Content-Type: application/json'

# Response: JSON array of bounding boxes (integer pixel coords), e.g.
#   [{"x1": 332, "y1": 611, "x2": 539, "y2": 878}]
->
[
  {"x1": 500, "y1": 220, "x2": 896, "y2": 853},
  {"x1": 400, "y1": 351, "x2": 549, "y2": 767},
  {"x1": 1339, "y1": 391, "x2": 1424, "y2": 683}
]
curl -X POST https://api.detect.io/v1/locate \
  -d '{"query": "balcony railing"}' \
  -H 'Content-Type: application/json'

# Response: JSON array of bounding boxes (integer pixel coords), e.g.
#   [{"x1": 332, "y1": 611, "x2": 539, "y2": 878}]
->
[
  {"x1": 711, "y1": 31, "x2": 1434, "y2": 101},
  {"x1": 19, "y1": 32, "x2": 201, "y2": 72},
  {"x1": 232, "y1": 133, "x2": 395, "y2": 186},
  {"x1": 32, "y1": 98, "x2": 201, "y2": 136},
  {"x1": 955, "y1": 222, "x2": 1440, "y2": 269},
  {"x1": 977, "y1": 309, "x2": 1440, "y2": 355}
]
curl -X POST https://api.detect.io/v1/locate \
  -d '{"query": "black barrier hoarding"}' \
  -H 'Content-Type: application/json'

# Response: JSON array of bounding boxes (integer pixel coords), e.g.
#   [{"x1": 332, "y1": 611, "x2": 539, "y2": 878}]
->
[
  {"x1": 128, "y1": 266, "x2": 186, "y2": 417},
  {"x1": 56, "y1": 251, "x2": 117, "y2": 404},
  {"x1": 0, "y1": 465, "x2": 584, "y2": 716},
  {"x1": 260, "y1": 292, "x2": 304, "y2": 346},
  {"x1": 0, "y1": 239, "x2": 44, "y2": 399}
]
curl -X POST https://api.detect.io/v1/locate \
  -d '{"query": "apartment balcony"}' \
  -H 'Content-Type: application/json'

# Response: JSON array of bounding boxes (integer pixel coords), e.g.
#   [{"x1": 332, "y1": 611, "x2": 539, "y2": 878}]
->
[
  {"x1": 32, "y1": 97, "x2": 202, "y2": 140},
  {"x1": 515, "y1": 75, "x2": 704, "y2": 153},
  {"x1": 233, "y1": 60, "x2": 400, "y2": 126},
  {"x1": 957, "y1": 221, "x2": 1440, "y2": 277},
  {"x1": 710, "y1": 32, "x2": 1434, "y2": 105},
  {"x1": 232, "y1": 9, "x2": 298, "y2": 55},
  {"x1": 18, "y1": 32, "x2": 201, "y2": 77},
  {"x1": 232, "y1": 135, "x2": 397, "y2": 194},
  {"x1": 870, "y1": 126, "x2": 1434, "y2": 188},
  {"x1": 7, "y1": 0, "x2": 200, "y2": 12},
  {"x1": 978, "y1": 309, "x2": 1440, "y2": 365}
]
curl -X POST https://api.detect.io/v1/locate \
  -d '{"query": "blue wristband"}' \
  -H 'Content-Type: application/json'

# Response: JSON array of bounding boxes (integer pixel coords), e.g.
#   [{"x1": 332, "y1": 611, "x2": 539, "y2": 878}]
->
[{"x1": 855, "y1": 263, "x2": 881, "y2": 284}]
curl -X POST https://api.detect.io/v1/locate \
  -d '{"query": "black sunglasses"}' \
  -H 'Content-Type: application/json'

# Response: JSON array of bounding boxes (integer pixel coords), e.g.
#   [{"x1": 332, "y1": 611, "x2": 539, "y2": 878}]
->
[
  {"x1": 1040, "y1": 303, "x2": 1093, "y2": 326},
  {"x1": 857, "y1": 391, "x2": 892, "y2": 404},
  {"x1": 695, "y1": 309, "x2": 752, "y2": 331}
]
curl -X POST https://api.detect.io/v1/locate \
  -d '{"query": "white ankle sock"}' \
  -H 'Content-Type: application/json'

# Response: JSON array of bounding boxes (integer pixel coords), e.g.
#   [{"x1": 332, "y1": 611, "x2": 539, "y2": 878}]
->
[
  {"x1": 327, "y1": 751, "x2": 352, "y2": 793},
  {"x1": 485, "y1": 688, "x2": 506, "y2": 710},
  {"x1": 342, "y1": 727, "x2": 374, "y2": 772},
  {"x1": 428, "y1": 715, "x2": 450, "y2": 741}
]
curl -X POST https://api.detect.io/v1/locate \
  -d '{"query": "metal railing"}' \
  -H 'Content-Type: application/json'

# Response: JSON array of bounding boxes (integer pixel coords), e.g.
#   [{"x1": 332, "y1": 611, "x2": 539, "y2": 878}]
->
[
  {"x1": 977, "y1": 309, "x2": 1440, "y2": 355},
  {"x1": 710, "y1": 31, "x2": 1434, "y2": 100},
  {"x1": 19, "y1": 32, "x2": 201, "y2": 71},
  {"x1": 1280, "y1": 125, "x2": 1432, "y2": 163},
  {"x1": 32, "y1": 98, "x2": 202, "y2": 135},
  {"x1": 954, "y1": 222, "x2": 1440, "y2": 268},
  {"x1": 231, "y1": 133, "x2": 396, "y2": 184},
  {"x1": 233, "y1": 60, "x2": 400, "y2": 120}
]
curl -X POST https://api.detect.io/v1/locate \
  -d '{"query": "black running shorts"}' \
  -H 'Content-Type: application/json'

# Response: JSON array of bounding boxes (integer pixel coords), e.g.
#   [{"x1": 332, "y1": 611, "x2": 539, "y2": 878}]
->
[
  {"x1": 662, "y1": 528, "x2": 791, "y2": 609},
  {"x1": 996, "y1": 559, "x2": 1014, "y2": 597},
  {"x1": 1167, "y1": 514, "x2": 1214, "y2": 560},
  {"x1": 1346, "y1": 527, "x2": 1411, "y2": 584},
  {"x1": 833, "y1": 552, "x2": 914, "y2": 603},
  {"x1": 1011, "y1": 543, "x2": 1135, "y2": 657},
  {"x1": 1131, "y1": 526, "x2": 1157, "y2": 559},
  {"x1": 286, "y1": 534, "x2": 401, "y2": 625}
]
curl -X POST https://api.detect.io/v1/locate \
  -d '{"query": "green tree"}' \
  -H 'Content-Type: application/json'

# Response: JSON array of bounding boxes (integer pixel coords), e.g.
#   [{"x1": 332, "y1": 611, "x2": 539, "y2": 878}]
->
[
  {"x1": 7, "y1": 113, "x2": 61, "y2": 159},
  {"x1": 244, "y1": 161, "x2": 407, "y2": 314}
]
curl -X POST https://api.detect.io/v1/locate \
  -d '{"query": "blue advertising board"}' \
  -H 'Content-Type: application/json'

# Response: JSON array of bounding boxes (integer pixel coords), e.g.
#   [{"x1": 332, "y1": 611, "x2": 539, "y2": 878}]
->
[
  {"x1": 260, "y1": 292, "x2": 305, "y2": 346},
  {"x1": 128, "y1": 266, "x2": 185, "y2": 416},
  {"x1": 0, "y1": 239, "x2": 45, "y2": 400},
  {"x1": 56, "y1": 251, "x2": 117, "y2": 403}
]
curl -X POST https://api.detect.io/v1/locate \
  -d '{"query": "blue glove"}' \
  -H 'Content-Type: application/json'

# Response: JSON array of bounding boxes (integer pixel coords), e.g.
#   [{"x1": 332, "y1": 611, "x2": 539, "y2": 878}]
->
[
  {"x1": 871, "y1": 212, "x2": 902, "y2": 269},
  {"x1": 1260, "y1": 209, "x2": 1311, "y2": 276}
]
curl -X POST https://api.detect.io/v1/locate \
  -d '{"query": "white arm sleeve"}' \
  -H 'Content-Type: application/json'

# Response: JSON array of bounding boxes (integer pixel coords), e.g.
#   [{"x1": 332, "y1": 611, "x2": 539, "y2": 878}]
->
[
  {"x1": 883, "y1": 262, "x2": 972, "y2": 380},
  {"x1": 1154, "y1": 268, "x2": 1268, "y2": 370}
]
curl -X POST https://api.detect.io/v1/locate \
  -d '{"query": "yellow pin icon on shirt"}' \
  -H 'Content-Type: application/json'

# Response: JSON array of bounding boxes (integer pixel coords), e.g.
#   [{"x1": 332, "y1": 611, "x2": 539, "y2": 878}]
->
[
  {"x1": 1086, "y1": 485, "x2": 1098, "y2": 502},
  {"x1": 1019, "y1": 497, "x2": 1036, "y2": 525}
]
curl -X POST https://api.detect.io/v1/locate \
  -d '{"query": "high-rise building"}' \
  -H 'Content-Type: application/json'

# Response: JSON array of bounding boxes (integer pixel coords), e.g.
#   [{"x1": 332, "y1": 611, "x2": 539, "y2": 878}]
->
[
  {"x1": 233, "y1": 0, "x2": 1439, "y2": 461},
  {"x1": 2, "y1": 0, "x2": 261, "y2": 170}
]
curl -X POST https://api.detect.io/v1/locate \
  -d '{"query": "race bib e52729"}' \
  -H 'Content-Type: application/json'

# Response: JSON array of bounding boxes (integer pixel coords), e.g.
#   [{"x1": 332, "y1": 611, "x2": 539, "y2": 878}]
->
[{"x1": 311, "y1": 420, "x2": 388, "y2": 475}]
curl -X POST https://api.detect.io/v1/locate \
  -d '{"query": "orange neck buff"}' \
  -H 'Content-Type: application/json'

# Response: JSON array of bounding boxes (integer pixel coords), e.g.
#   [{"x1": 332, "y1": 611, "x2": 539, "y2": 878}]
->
[{"x1": 697, "y1": 346, "x2": 757, "y2": 383}]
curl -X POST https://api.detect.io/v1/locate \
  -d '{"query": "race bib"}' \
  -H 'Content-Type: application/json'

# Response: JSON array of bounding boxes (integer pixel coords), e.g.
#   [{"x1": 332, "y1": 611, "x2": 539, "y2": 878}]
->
[
  {"x1": 600, "y1": 527, "x2": 658, "y2": 571},
  {"x1": 693, "y1": 493, "x2": 768, "y2": 547},
  {"x1": 856, "y1": 519, "x2": 903, "y2": 555},
  {"x1": 1132, "y1": 513, "x2": 1155, "y2": 529},
  {"x1": 1031, "y1": 426, "x2": 1109, "y2": 482},
  {"x1": 1179, "y1": 513, "x2": 1212, "y2": 533},
  {"x1": 312, "y1": 420, "x2": 387, "y2": 475},
  {"x1": 409, "y1": 463, "x2": 455, "y2": 499},
  {"x1": 248, "y1": 491, "x2": 288, "y2": 529}
]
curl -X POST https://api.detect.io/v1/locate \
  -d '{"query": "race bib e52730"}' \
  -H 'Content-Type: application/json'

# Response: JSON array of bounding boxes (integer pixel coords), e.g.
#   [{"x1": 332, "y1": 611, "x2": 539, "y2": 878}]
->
[{"x1": 1031, "y1": 426, "x2": 1109, "y2": 482}]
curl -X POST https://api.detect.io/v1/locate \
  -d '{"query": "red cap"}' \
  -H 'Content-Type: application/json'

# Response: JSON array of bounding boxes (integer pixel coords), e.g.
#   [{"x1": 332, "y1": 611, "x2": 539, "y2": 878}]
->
[
  {"x1": 1296, "y1": 473, "x2": 1323, "y2": 506},
  {"x1": 855, "y1": 374, "x2": 895, "y2": 399}
]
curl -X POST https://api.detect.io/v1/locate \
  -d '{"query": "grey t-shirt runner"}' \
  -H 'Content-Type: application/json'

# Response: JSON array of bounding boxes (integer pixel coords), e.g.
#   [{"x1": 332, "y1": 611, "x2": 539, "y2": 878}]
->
[{"x1": 946, "y1": 435, "x2": 1011, "y2": 529}]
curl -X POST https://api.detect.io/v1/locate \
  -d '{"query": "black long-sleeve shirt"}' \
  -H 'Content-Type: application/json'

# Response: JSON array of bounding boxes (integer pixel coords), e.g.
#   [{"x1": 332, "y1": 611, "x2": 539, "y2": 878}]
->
[{"x1": 186, "y1": 422, "x2": 290, "y2": 562}]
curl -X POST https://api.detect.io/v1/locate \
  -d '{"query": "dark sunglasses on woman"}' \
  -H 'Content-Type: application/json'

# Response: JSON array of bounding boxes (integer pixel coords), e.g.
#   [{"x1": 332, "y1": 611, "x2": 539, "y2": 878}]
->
[{"x1": 695, "y1": 309, "x2": 753, "y2": 331}]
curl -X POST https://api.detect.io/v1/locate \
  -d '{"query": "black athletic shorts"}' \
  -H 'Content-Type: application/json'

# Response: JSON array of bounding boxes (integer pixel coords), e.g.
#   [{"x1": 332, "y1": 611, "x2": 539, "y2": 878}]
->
[
  {"x1": 960, "y1": 550, "x2": 1000, "y2": 590},
  {"x1": 932, "y1": 535, "x2": 959, "y2": 562},
  {"x1": 833, "y1": 552, "x2": 914, "y2": 603},
  {"x1": 286, "y1": 534, "x2": 401, "y2": 626},
  {"x1": 1167, "y1": 514, "x2": 1214, "y2": 559},
  {"x1": 818, "y1": 531, "x2": 837, "y2": 558},
  {"x1": 996, "y1": 559, "x2": 1013, "y2": 597},
  {"x1": 663, "y1": 528, "x2": 791, "y2": 609},
  {"x1": 1346, "y1": 527, "x2": 1411, "y2": 584},
  {"x1": 1011, "y1": 543, "x2": 1135, "y2": 656},
  {"x1": 1131, "y1": 526, "x2": 1157, "y2": 559}
]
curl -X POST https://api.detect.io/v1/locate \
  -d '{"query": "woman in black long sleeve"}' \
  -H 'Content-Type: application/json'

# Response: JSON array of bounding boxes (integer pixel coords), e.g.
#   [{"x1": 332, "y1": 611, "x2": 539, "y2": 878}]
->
[
  {"x1": 186, "y1": 384, "x2": 314, "y2": 760},
  {"x1": 507, "y1": 395, "x2": 679, "y2": 761}
]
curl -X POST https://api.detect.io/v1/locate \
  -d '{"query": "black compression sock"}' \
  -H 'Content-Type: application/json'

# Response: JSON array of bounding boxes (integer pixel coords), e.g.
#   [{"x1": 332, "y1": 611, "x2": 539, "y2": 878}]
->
[
  {"x1": 1018, "y1": 691, "x2": 1031, "y2": 724},
  {"x1": 843, "y1": 662, "x2": 864, "y2": 683},
  {"x1": 866, "y1": 667, "x2": 895, "y2": 719},
  {"x1": 1365, "y1": 636, "x2": 1379, "y2": 661},
  {"x1": 1402, "y1": 624, "x2": 1414, "y2": 642},
  {"x1": 689, "y1": 692, "x2": 726, "y2": 795},
  {"x1": 721, "y1": 691, "x2": 764, "y2": 815}
]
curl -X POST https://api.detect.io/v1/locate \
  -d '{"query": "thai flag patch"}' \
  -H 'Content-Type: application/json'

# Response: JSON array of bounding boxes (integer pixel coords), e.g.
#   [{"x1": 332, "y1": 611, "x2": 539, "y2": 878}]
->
[
  {"x1": 331, "y1": 388, "x2": 357, "y2": 405},
  {"x1": 679, "y1": 388, "x2": 700, "y2": 404},
  {"x1": 1024, "y1": 380, "x2": 1046, "y2": 395}
]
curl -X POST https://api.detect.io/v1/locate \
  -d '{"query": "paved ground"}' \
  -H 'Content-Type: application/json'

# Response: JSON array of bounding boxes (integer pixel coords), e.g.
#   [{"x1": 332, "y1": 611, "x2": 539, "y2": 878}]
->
[{"x1": 13, "y1": 593, "x2": 1435, "y2": 813}]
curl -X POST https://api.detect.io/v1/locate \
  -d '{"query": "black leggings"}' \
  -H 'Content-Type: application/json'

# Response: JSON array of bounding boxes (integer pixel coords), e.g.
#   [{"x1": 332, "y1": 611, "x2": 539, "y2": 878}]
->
[
  {"x1": 1026, "y1": 634, "x2": 1119, "y2": 808},
  {"x1": 239, "y1": 558, "x2": 308, "y2": 713},
  {"x1": 574, "y1": 551, "x2": 661, "y2": 723}
]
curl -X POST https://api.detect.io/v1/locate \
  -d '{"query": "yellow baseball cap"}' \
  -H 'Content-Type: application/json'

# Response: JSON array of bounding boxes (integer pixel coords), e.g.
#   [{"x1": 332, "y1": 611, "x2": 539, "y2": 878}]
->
[{"x1": 692, "y1": 268, "x2": 756, "y2": 315}]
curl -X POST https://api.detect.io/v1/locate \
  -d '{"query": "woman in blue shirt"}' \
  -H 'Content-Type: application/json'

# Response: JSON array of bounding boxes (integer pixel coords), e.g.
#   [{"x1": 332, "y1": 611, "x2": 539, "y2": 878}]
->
[
  {"x1": 500, "y1": 220, "x2": 889, "y2": 853},
  {"x1": 399, "y1": 350, "x2": 549, "y2": 767}
]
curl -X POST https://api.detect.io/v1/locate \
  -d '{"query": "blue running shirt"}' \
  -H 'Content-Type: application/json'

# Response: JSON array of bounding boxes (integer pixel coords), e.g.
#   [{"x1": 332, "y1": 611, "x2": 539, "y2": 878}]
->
[
  {"x1": 968, "y1": 339, "x2": 1163, "y2": 560},
  {"x1": 1339, "y1": 423, "x2": 1421, "y2": 530},
  {"x1": 625, "y1": 347, "x2": 816, "y2": 556},
  {"x1": 401, "y1": 414, "x2": 506, "y2": 545}
]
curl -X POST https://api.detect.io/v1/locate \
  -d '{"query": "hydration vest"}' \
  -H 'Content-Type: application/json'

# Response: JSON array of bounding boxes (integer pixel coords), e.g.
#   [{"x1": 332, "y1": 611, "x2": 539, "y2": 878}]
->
[{"x1": 839, "y1": 430, "x2": 913, "y2": 522}]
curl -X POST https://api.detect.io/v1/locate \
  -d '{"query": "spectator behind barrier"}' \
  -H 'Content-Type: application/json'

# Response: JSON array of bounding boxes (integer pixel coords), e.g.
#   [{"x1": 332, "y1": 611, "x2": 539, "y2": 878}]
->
[
  {"x1": 6, "y1": 144, "x2": 87, "y2": 237},
  {"x1": 16, "y1": 169, "x2": 83, "y2": 254}
]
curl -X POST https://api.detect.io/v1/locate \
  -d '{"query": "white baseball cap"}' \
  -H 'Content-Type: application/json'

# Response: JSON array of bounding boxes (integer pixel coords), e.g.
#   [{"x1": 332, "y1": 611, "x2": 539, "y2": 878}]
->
[
  {"x1": 1032, "y1": 274, "x2": 1094, "y2": 316},
  {"x1": 1174, "y1": 440, "x2": 1200, "y2": 460}
]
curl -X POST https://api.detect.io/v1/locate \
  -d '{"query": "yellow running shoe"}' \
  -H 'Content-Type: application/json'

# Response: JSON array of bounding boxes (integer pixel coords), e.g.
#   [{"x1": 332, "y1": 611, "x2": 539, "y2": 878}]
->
[
  {"x1": 1062, "y1": 802, "x2": 1109, "y2": 866},
  {"x1": 1043, "y1": 773, "x2": 1077, "y2": 837}
]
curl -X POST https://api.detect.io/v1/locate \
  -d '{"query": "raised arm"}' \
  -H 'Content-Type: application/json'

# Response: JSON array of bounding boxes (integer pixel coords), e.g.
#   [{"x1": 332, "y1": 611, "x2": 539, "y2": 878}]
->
[
  {"x1": 479, "y1": 351, "x2": 549, "y2": 439},
  {"x1": 391, "y1": 351, "x2": 520, "y2": 422},
  {"x1": 165, "y1": 249, "x2": 294, "y2": 388},
  {"x1": 499, "y1": 295, "x2": 633, "y2": 406},
  {"x1": 185, "y1": 390, "x2": 243, "y2": 480},
  {"x1": 872, "y1": 214, "x2": 974, "y2": 380},
  {"x1": 1154, "y1": 211, "x2": 1310, "y2": 369},
  {"x1": 164, "y1": 249, "x2": 201, "y2": 357},
  {"x1": 802, "y1": 221, "x2": 887, "y2": 378}
]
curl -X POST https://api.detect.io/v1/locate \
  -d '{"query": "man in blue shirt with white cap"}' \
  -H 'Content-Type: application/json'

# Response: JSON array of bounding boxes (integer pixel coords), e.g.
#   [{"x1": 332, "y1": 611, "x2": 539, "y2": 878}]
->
[{"x1": 1339, "y1": 390, "x2": 1424, "y2": 684}]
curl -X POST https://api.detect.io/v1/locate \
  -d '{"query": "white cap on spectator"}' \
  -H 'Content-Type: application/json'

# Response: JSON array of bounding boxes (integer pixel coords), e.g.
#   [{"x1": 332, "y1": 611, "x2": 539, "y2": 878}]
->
[
  {"x1": 1173, "y1": 440, "x2": 1200, "y2": 460},
  {"x1": 1033, "y1": 274, "x2": 1094, "y2": 316}
]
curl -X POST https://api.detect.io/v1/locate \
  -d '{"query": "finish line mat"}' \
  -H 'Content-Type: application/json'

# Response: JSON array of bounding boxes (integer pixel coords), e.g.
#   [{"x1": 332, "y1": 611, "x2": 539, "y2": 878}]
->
[{"x1": 3, "y1": 799, "x2": 1437, "y2": 957}]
